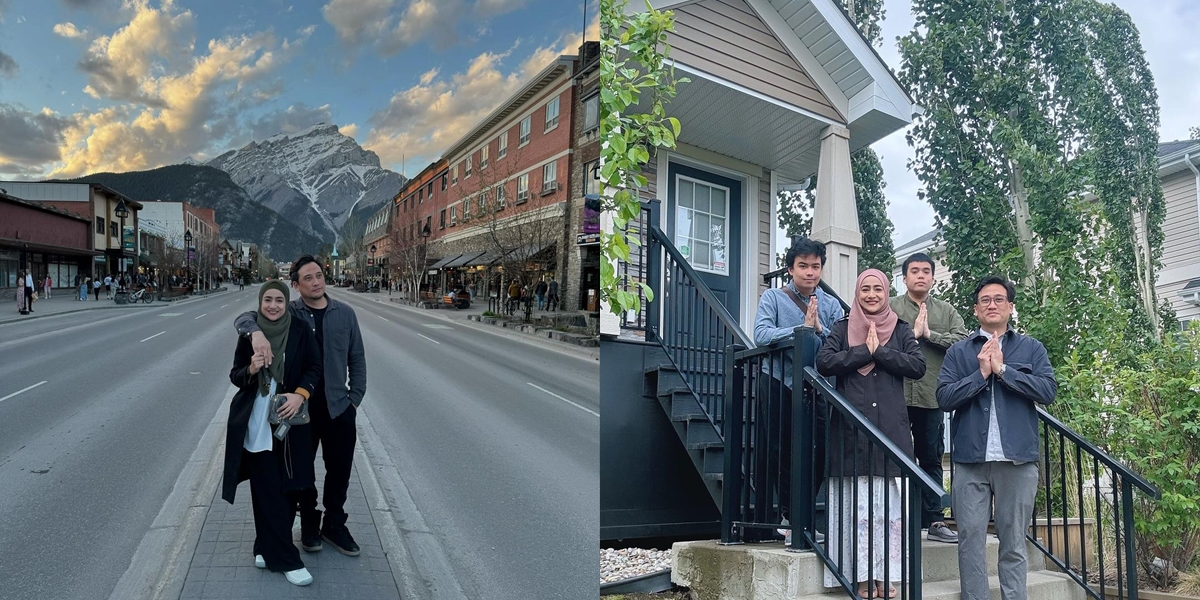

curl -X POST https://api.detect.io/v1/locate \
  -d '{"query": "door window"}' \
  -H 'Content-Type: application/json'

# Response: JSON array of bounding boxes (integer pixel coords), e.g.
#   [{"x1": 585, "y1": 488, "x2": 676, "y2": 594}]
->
[{"x1": 675, "y1": 175, "x2": 728, "y2": 275}]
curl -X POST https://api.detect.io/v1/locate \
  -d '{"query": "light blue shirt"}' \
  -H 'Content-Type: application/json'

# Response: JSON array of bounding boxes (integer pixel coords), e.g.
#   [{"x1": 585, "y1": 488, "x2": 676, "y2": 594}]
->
[
  {"x1": 753, "y1": 282, "x2": 845, "y2": 388},
  {"x1": 244, "y1": 377, "x2": 277, "y2": 453}
]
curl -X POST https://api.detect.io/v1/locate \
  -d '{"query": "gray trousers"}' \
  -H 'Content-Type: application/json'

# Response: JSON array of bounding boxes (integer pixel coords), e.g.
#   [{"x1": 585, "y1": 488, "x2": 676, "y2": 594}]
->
[{"x1": 952, "y1": 461, "x2": 1039, "y2": 600}]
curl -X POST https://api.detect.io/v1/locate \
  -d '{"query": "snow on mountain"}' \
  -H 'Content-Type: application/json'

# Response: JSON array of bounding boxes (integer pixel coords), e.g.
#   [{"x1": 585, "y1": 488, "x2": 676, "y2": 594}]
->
[{"x1": 205, "y1": 123, "x2": 405, "y2": 245}]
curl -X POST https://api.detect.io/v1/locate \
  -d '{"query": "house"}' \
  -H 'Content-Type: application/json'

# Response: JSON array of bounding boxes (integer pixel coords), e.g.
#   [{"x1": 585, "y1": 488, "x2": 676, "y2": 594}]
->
[
  {"x1": 0, "y1": 181, "x2": 142, "y2": 281},
  {"x1": 361, "y1": 202, "x2": 394, "y2": 281},
  {"x1": 890, "y1": 229, "x2": 952, "y2": 295},
  {"x1": 0, "y1": 190, "x2": 98, "y2": 290},
  {"x1": 602, "y1": 0, "x2": 917, "y2": 541}
]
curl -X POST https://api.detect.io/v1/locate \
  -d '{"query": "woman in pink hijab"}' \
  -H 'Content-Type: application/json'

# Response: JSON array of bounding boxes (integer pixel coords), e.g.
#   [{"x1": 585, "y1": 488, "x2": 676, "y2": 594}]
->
[{"x1": 816, "y1": 269, "x2": 926, "y2": 598}]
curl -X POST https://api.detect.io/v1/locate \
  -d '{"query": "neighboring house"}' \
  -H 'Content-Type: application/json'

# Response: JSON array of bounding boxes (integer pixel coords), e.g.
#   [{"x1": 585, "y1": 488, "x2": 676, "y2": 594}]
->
[
  {"x1": 891, "y1": 229, "x2": 952, "y2": 295},
  {"x1": 361, "y1": 202, "x2": 394, "y2": 279},
  {"x1": 1154, "y1": 140, "x2": 1200, "y2": 327},
  {"x1": 601, "y1": 0, "x2": 918, "y2": 541}
]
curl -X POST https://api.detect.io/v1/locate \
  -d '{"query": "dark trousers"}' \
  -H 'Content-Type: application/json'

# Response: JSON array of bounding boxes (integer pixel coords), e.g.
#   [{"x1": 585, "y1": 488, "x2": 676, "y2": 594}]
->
[
  {"x1": 298, "y1": 396, "x2": 357, "y2": 531},
  {"x1": 244, "y1": 450, "x2": 304, "y2": 572},
  {"x1": 908, "y1": 405, "x2": 947, "y2": 528},
  {"x1": 24, "y1": 287, "x2": 33, "y2": 311},
  {"x1": 764, "y1": 379, "x2": 826, "y2": 523}
]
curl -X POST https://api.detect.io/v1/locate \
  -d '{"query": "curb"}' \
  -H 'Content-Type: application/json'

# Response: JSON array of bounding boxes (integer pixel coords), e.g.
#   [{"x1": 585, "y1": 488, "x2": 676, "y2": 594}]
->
[
  {"x1": 107, "y1": 384, "x2": 232, "y2": 600},
  {"x1": 0, "y1": 302, "x2": 155, "y2": 326}
]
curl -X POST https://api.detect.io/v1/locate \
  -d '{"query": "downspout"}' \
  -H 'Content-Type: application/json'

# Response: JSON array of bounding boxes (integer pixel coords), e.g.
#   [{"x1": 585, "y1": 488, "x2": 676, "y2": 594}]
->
[{"x1": 1186, "y1": 154, "x2": 1200, "y2": 242}]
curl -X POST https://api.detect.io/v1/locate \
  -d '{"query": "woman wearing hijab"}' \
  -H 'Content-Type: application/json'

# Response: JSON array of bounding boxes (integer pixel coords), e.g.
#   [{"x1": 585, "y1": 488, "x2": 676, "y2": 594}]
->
[
  {"x1": 816, "y1": 269, "x2": 926, "y2": 598},
  {"x1": 223, "y1": 281, "x2": 321, "y2": 586}
]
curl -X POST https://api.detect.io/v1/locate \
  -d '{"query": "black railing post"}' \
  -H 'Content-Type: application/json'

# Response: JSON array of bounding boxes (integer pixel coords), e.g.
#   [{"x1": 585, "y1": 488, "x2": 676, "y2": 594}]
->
[
  {"x1": 1122, "y1": 481, "x2": 1138, "y2": 600},
  {"x1": 645, "y1": 199, "x2": 662, "y2": 341},
  {"x1": 792, "y1": 325, "x2": 817, "y2": 551},
  {"x1": 721, "y1": 343, "x2": 746, "y2": 544}
]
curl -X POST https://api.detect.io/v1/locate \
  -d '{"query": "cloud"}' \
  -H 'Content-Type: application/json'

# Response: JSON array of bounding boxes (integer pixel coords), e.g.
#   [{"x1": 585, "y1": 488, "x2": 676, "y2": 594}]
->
[
  {"x1": 341, "y1": 123, "x2": 359, "y2": 140},
  {"x1": 61, "y1": 0, "x2": 111, "y2": 8},
  {"x1": 322, "y1": 0, "x2": 530, "y2": 56},
  {"x1": 0, "y1": 104, "x2": 74, "y2": 175},
  {"x1": 0, "y1": 51, "x2": 15, "y2": 78},
  {"x1": 53, "y1": 21, "x2": 89, "y2": 39},
  {"x1": 362, "y1": 15, "x2": 597, "y2": 171},
  {"x1": 245, "y1": 103, "x2": 334, "y2": 141}
]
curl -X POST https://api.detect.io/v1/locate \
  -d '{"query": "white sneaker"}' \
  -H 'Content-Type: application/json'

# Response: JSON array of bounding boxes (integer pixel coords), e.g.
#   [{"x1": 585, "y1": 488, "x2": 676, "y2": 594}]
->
[
  {"x1": 254, "y1": 555, "x2": 266, "y2": 569},
  {"x1": 285, "y1": 567, "x2": 313, "y2": 586}
]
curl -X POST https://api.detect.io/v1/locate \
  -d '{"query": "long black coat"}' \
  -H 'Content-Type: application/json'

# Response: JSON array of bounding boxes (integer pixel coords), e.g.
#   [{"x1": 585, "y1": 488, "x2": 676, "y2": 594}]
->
[
  {"x1": 816, "y1": 318, "x2": 926, "y2": 478},
  {"x1": 222, "y1": 319, "x2": 322, "y2": 504}
]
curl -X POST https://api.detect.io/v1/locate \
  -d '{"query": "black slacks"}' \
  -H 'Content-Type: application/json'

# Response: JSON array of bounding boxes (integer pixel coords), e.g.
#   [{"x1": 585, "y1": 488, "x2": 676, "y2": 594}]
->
[
  {"x1": 907, "y1": 405, "x2": 947, "y2": 528},
  {"x1": 244, "y1": 449, "x2": 304, "y2": 572},
  {"x1": 298, "y1": 395, "x2": 357, "y2": 530}
]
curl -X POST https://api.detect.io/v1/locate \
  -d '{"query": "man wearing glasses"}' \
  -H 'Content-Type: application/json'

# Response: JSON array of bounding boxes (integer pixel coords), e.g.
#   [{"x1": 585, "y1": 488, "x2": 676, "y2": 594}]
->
[{"x1": 936, "y1": 276, "x2": 1057, "y2": 600}]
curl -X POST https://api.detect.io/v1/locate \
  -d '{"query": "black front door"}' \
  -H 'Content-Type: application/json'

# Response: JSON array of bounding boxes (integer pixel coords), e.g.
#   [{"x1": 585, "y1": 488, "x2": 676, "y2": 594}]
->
[{"x1": 666, "y1": 163, "x2": 742, "y2": 320}]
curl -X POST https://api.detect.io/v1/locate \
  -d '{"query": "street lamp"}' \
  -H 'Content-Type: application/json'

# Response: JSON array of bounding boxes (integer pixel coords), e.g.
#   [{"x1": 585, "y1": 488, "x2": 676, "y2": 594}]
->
[
  {"x1": 114, "y1": 199, "x2": 129, "y2": 280},
  {"x1": 419, "y1": 222, "x2": 431, "y2": 298},
  {"x1": 184, "y1": 229, "x2": 193, "y2": 291},
  {"x1": 369, "y1": 244, "x2": 377, "y2": 290}
]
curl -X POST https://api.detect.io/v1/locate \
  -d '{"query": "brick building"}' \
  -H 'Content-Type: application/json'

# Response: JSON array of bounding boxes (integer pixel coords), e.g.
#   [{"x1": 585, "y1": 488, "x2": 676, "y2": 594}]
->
[
  {"x1": 567, "y1": 41, "x2": 601, "y2": 311},
  {"x1": 0, "y1": 190, "x2": 98, "y2": 290}
]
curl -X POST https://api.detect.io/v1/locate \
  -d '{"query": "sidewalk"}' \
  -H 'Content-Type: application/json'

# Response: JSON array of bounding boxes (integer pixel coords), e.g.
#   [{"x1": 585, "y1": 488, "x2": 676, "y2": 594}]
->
[
  {"x1": 179, "y1": 449, "x2": 401, "y2": 600},
  {"x1": 0, "y1": 290, "x2": 157, "y2": 325}
]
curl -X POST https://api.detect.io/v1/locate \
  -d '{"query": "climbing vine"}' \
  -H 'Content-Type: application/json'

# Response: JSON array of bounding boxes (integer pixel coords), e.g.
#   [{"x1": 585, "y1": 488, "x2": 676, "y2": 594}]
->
[{"x1": 598, "y1": 0, "x2": 686, "y2": 316}]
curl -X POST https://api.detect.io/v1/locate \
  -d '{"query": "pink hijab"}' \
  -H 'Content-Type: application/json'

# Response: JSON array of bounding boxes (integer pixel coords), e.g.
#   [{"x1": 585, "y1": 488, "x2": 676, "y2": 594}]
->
[{"x1": 847, "y1": 269, "x2": 898, "y2": 375}]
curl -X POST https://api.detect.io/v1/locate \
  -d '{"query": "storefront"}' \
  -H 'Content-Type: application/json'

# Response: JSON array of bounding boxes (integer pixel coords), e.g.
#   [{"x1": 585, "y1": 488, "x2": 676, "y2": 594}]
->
[{"x1": 0, "y1": 192, "x2": 98, "y2": 290}]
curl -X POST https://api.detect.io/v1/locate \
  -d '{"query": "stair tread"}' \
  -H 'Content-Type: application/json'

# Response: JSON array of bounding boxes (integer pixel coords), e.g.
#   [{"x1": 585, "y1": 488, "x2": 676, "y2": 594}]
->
[{"x1": 785, "y1": 570, "x2": 1076, "y2": 600}]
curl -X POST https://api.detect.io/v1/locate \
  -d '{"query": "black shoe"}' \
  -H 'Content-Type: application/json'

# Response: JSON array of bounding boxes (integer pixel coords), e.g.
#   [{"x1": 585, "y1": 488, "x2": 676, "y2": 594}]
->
[
  {"x1": 321, "y1": 525, "x2": 360, "y2": 556},
  {"x1": 301, "y1": 518, "x2": 322, "y2": 552}
]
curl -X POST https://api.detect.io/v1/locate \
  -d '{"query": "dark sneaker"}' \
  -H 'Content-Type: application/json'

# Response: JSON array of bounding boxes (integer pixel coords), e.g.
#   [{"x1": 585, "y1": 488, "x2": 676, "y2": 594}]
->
[
  {"x1": 928, "y1": 522, "x2": 959, "y2": 544},
  {"x1": 300, "y1": 510, "x2": 322, "y2": 552},
  {"x1": 321, "y1": 526, "x2": 360, "y2": 556}
]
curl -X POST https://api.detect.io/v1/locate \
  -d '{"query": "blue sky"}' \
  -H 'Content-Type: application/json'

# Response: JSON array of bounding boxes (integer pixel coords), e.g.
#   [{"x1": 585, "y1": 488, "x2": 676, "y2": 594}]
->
[{"x1": 0, "y1": 0, "x2": 597, "y2": 179}]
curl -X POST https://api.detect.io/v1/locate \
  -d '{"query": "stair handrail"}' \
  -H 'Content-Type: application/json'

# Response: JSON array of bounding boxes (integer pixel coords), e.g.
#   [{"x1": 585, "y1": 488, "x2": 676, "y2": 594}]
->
[
  {"x1": 1035, "y1": 407, "x2": 1159, "y2": 498},
  {"x1": 648, "y1": 225, "x2": 752, "y2": 349},
  {"x1": 763, "y1": 266, "x2": 851, "y2": 314}
]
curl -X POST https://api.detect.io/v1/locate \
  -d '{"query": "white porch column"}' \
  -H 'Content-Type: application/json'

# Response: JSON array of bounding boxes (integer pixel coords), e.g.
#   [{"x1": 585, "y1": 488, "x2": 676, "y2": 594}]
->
[{"x1": 810, "y1": 124, "x2": 861, "y2": 300}]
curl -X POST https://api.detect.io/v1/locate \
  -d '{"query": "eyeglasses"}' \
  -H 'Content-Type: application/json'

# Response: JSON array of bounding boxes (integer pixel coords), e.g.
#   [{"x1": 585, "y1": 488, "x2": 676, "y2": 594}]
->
[{"x1": 976, "y1": 296, "x2": 1010, "y2": 307}]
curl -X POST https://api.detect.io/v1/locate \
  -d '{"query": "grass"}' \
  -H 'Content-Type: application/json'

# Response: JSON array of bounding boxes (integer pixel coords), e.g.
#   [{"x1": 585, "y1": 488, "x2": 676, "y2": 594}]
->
[
  {"x1": 482, "y1": 311, "x2": 501, "y2": 318},
  {"x1": 603, "y1": 592, "x2": 689, "y2": 600}
]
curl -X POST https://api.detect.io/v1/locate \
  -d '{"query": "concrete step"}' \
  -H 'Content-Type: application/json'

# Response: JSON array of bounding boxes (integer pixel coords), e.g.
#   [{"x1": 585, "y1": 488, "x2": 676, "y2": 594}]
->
[
  {"x1": 673, "y1": 536, "x2": 1060, "y2": 600},
  {"x1": 790, "y1": 570, "x2": 1083, "y2": 600}
]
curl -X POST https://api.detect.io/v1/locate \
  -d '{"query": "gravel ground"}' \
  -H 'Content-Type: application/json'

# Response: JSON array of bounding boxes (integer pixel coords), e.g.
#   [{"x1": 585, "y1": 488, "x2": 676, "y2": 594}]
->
[{"x1": 600, "y1": 547, "x2": 673, "y2": 583}]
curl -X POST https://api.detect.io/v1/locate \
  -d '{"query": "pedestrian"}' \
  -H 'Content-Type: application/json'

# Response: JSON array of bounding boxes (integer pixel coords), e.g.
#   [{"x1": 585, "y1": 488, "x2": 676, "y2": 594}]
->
[
  {"x1": 937, "y1": 276, "x2": 1057, "y2": 600},
  {"x1": 104, "y1": 274, "x2": 113, "y2": 299},
  {"x1": 23, "y1": 269, "x2": 35, "y2": 313},
  {"x1": 93, "y1": 277, "x2": 102, "y2": 301},
  {"x1": 752, "y1": 238, "x2": 844, "y2": 545},
  {"x1": 535, "y1": 277, "x2": 548, "y2": 311},
  {"x1": 546, "y1": 277, "x2": 559, "y2": 311},
  {"x1": 235, "y1": 254, "x2": 367, "y2": 558},
  {"x1": 16, "y1": 271, "x2": 27, "y2": 314},
  {"x1": 816, "y1": 269, "x2": 926, "y2": 599},
  {"x1": 223, "y1": 280, "x2": 320, "y2": 586},
  {"x1": 43, "y1": 274, "x2": 52, "y2": 299},
  {"x1": 507, "y1": 279, "x2": 521, "y2": 315},
  {"x1": 889, "y1": 253, "x2": 968, "y2": 544},
  {"x1": 80, "y1": 275, "x2": 88, "y2": 301}
]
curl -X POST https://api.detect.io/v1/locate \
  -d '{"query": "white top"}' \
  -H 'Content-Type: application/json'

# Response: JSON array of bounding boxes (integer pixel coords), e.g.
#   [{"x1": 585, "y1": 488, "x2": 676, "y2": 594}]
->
[
  {"x1": 244, "y1": 376, "x2": 277, "y2": 453},
  {"x1": 25, "y1": 273, "x2": 34, "y2": 287},
  {"x1": 979, "y1": 330, "x2": 1012, "y2": 462}
]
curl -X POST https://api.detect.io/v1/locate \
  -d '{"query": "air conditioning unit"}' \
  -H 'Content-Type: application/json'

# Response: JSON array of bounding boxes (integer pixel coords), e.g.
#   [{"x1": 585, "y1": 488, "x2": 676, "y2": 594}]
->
[
  {"x1": 541, "y1": 182, "x2": 559, "y2": 194},
  {"x1": 1182, "y1": 289, "x2": 1200, "y2": 307}
]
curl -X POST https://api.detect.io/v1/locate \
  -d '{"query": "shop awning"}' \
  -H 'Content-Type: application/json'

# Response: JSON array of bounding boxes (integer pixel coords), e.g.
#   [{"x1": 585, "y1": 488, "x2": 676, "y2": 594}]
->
[
  {"x1": 427, "y1": 254, "x2": 462, "y2": 270},
  {"x1": 443, "y1": 251, "x2": 486, "y2": 268},
  {"x1": 464, "y1": 252, "x2": 501, "y2": 267}
]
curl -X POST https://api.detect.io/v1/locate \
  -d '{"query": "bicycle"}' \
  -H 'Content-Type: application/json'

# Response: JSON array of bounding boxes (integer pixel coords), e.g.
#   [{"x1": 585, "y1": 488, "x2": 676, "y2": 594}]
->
[{"x1": 126, "y1": 286, "x2": 155, "y2": 303}]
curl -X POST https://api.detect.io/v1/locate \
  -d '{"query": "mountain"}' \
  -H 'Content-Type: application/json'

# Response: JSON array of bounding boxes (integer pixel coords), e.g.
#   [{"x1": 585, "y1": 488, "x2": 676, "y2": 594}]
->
[
  {"x1": 205, "y1": 123, "x2": 405, "y2": 245},
  {"x1": 62, "y1": 165, "x2": 327, "y2": 262}
]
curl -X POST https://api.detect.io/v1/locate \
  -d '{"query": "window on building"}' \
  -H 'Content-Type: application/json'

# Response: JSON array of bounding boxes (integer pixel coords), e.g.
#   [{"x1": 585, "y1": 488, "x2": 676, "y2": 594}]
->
[
  {"x1": 585, "y1": 160, "x2": 601, "y2": 195},
  {"x1": 584, "y1": 94, "x2": 599, "y2": 132},
  {"x1": 441, "y1": 173, "x2": 447, "y2": 191},
  {"x1": 674, "y1": 176, "x2": 730, "y2": 275},
  {"x1": 97, "y1": 216, "x2": 105, "y2": 235},
  {"x1": 517, "y1": 173, "x2": 530, "y2": 203},
  {"x1": 498, "y1": 131, "x2": 508, "y2": 158},
  {"x1": 519, "y1": 116, "x2": 531, "y2": 145},
  {"x1": 542, "y1": 161, "x2": 558, "y2": 192},
  {"x1": 425, "y1": 215, "x2": 432, "y2": 233},
  {"x1": 450, "y1": 206, "x2": 457, "y2": 226},
  {"x1": 545, "y1": 96, "x2": 560, "y2": 131},
  {"x1": 480, "y1": 145, "x2": 488, "y2": 169},
  {"x1": 463, "y1": 199, "x2": 471, "y2": 221},
  {"x1": 427, "y1": 181, "x2": 433, "y2": 198},
  {"x1": 419, "y1": 188, "x2": 424, "y2": 203},
  {"x1": 440, "y1": 209, "x2": 446, "y2": 229},
  {"x1": 452, "y1": 164, "x2": 458, "y2": 185},
  {"x1": 497, "y1": 184, "x2": 507, "y2": 209},
  {"x1": 465, "y1": 155, "x2": 472, "y2": 178},
  {"x1": 478, "y1": 190, "x2": 488, "y2": 213},
  {"x1": 111, "y1": 222, "x2": 119, "y2": 237}
]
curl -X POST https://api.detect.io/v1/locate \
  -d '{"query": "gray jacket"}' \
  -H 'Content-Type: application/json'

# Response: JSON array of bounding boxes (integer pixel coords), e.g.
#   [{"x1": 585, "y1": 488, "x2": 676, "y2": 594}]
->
[
  {"x1": 235, "y1": 294, "x2": 366, "y2": 419},
  {"x1": 936, "y1": 327, "x2": 1056, "y2": 464}
]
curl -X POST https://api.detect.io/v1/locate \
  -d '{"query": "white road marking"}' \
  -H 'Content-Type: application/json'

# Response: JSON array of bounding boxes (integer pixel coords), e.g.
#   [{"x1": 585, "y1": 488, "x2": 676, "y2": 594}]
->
[
  {"x1": 377, "y1": 315, "x2": 389, "y2": 321},
  {"x1": 194, "y1": 314, "x2": 207, "y2": 320},
  {"x1": 527, "y1": 382, "x2": 599, "y2": 417},
  {"x1": 422, "y1": 324, "x2": 452, "y2": 329},
  {"x1": 0, "y1": 381, "x2": 48, "y2": 404},
  {"x1": 220, "y1": 304, "x2": 228, "y2": 308},
  {"x1": 417, "y1": 334, "x2": 440, "y2": 345},
  {"x1": 159, "y1": 313, "x2": 182, "y2": 317},
  {"x1": 140, "y1": 331, "x2": 166, "y2": 343}
]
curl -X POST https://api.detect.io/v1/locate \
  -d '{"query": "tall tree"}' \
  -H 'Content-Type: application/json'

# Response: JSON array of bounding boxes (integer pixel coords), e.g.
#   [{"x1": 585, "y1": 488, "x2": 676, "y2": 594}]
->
[
  {"x1": 775, "y1": 0, "x2": 895, "y2": 276},
  {"x1": 899, "y1": 0, "x2": 1165, "y2": 362}
]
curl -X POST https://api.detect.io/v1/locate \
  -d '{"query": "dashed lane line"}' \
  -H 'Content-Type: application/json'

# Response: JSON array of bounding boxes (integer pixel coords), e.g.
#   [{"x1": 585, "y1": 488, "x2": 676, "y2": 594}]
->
[
  {"x1": 194, "y1": 314, "x2": 207, "y2": 320},
  {"x1": 527, "y1": 382, "x2": 599, "y2": 417},
  {"x1": 417, "y1": 334, "x2": 441, "y2": 345},
  {"x1": 140, "y1": 331, "x2": 166, "y2": 343},
  {"x1": 377, "y1": 315, "x2": 389, "y2": 321},
  {"x1": 0, "y1": 381, "x2": 48, "y2": 404}
]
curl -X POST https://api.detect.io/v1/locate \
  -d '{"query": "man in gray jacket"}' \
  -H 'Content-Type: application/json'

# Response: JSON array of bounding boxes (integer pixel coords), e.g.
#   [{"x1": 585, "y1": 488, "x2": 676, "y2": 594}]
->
[
  {"x1": 235, "y1": 255, "x2": 367, "y2": 557},
  {"x1": 937, "y1": 276, "x2": 1057, "y2": 600}
]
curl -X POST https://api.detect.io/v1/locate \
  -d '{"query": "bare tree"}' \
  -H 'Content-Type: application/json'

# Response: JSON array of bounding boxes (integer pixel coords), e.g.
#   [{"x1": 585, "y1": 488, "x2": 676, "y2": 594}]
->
[{"x1": 388, "y1": 204, "x2": 432, "y2": 300}]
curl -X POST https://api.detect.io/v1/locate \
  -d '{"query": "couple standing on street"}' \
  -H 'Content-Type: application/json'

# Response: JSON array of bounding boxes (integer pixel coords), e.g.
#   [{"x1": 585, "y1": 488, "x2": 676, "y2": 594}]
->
[
  {"x1": 221, "y1": 254, "x2": 367, "y2": 587},
  {"x1": 757, "y1": 239, "x2": 1056, "y2": 600}
]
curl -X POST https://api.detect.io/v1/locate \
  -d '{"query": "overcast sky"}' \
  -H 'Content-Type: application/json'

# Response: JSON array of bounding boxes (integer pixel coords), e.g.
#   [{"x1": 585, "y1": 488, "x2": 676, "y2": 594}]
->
[
  {"x1": 874, "y1": 0, "x2": 1200, "y2": 247},
  {"x1": 0, "y1": 0, "x2": 596, "y2": 180}
]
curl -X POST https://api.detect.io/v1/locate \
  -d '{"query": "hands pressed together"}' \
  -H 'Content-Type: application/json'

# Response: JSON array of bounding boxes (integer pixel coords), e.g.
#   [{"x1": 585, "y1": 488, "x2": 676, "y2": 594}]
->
[
  {"x1": 977, "y1": 336, "x2": 1005, "y2": 378},
  {"x1": 913, "y1": 302, "x2": 930, "y2": 339},
  {"x1": 804, "y1": 296, "x2": 822, "y2": 334}
]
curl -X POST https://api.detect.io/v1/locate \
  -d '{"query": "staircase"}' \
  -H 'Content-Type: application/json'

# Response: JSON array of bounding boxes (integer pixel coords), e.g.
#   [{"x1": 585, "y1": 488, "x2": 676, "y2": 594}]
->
[
  {"x1": 672, "y1": 536, "x2": 1086, "y2": 600},
  {"x1": 644, "y1": 351, "x2": 726, "y2": 510}
]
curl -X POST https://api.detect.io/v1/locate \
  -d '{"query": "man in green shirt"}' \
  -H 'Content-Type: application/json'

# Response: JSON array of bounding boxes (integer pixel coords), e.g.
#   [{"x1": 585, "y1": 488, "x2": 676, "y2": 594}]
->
[{"x1": 890, "y1": 252, "x2": 969, "y2": 543}]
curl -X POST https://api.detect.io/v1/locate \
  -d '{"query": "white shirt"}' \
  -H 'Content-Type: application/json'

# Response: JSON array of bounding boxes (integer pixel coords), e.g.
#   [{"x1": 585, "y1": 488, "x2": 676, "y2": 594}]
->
[
  {"x1": 244, "y1": 377, "x2": 277, "y2": 453},
  {"x1": 979, "y1": 330, "x2": 1013, "y2": 462},
  {"x1": 25, "y1": 273, "x2": 34, "y2": 287}
]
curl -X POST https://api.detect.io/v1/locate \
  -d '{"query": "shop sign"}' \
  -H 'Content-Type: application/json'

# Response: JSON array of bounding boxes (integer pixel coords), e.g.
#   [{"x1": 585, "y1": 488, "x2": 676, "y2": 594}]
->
[
  {"x1": 576, "y1": 232, "x2": 599, "y2": 245},
  {"x1": 580, "y1": 195, "x2": 600, "y2": 236},
  {"x1": 123, "y1": 226, "x2": 135, "y2": 251}
]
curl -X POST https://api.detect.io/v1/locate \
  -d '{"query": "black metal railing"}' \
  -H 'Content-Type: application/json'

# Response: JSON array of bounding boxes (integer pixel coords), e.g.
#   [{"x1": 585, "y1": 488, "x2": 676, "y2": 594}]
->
[
  {"x1": 722, "y1": 325, "x2": 948, "y2": 600},
  {"x1": 763, "y1": 265, "x2": 851, "y2": 314},
  {"x1": 613, "y1": 200, "x2": 658, "y2": 333}
]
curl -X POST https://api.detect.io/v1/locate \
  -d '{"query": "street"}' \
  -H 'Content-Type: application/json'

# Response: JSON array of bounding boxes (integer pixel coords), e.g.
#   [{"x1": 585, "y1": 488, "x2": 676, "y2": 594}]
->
[{"x1": 0, "y1": 288, "x2": 599, "y2": 599}]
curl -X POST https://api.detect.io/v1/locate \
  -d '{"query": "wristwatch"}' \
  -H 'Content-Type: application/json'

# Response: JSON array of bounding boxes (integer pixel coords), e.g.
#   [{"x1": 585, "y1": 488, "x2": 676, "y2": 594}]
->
[{"x1": 999, "y1": 364, "x2": 1007, "y2": 377}]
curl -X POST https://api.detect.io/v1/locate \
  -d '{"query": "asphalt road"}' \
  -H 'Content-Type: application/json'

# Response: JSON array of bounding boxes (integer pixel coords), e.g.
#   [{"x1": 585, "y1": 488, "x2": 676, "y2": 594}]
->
[{"x1": 0, "y1": 288, "x2": 599, "y2": 599}]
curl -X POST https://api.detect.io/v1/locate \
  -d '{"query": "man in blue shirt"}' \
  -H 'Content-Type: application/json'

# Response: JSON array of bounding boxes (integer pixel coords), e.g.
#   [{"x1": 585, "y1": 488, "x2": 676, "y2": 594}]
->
[{"x1": 753, "y1": 238, "x2": 844, "y2": 543}]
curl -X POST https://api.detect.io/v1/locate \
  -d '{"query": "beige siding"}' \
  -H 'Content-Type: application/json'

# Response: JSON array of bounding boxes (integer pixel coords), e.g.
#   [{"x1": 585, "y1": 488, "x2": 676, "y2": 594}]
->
[
  {"x1": 758, "y1": 167, "x2": 773, "y2": 296},
  {"x1": 1158, "y1": 278, "x2": 1200, "y2": 326},
  {"x1": 1160, "y1": 171, "x2": 1200, "y2": 272},
  {"x1": 669, "y1": 0, "x2": 843, "y2": 123}
]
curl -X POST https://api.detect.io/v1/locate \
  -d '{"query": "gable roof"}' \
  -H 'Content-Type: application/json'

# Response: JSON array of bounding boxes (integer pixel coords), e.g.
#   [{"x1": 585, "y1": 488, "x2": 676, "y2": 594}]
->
[{"x1": 1158, "y1": 140, "x2": 1200, "y2": 178}]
